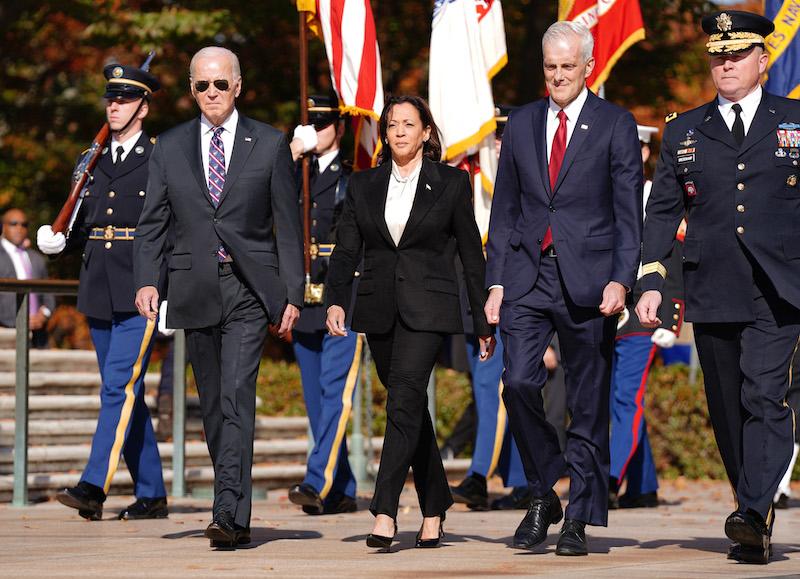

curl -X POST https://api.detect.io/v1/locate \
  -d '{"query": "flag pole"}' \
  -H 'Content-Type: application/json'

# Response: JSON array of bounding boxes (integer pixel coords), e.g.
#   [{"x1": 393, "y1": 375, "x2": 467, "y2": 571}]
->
[{"x1": 298, "y1": 3, "x2": 313, "y2": 301}]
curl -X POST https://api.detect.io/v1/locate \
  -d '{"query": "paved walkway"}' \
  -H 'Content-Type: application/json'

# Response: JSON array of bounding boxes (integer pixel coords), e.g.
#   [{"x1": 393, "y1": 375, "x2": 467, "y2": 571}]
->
[{"x1": 2, "y1": 480, "x2": 798, "y2": 578}]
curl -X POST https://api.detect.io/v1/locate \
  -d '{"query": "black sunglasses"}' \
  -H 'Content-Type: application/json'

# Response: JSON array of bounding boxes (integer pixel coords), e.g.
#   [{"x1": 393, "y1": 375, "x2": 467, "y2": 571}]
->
[
  {"x1": 5, "y1": 220, "x2": 28, "y2": 228},
  {"x1": 194, "y1": 79, "x2": 230, "y2": 93}
]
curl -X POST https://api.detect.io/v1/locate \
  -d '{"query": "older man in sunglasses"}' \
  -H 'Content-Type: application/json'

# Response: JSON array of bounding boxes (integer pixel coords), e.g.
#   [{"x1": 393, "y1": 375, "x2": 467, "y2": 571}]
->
[{"x1": 134, "y1": 46, "x2": 303, "y2": 549}]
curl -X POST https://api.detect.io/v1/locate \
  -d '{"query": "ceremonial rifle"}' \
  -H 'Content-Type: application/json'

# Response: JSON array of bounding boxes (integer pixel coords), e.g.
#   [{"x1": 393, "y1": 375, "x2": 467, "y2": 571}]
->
[{"x1": 51, "y1": 51, "x2": 156, "y2": 237}]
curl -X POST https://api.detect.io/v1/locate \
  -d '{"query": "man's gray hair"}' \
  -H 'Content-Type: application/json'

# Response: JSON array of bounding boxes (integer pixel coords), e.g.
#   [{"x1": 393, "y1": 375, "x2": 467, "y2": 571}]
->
[
  {"x1": 542, "y1": 21, "x2": 594, "y2": 63},
  {"x1": 190, "y1": 46, "x2": 241, "y2": 79}
]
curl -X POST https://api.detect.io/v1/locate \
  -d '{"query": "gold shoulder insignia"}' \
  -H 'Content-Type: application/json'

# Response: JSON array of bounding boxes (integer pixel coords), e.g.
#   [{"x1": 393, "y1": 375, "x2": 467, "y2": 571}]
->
[
  {"x1": 81, "y1": 148, "x2": 91, "y2": 156},
  {"x1": 150, "y1": 136, "x2": 157, "y2": 144},
  {"x1": 665, "y1": 112, "x2": 678, "y2": 123}
]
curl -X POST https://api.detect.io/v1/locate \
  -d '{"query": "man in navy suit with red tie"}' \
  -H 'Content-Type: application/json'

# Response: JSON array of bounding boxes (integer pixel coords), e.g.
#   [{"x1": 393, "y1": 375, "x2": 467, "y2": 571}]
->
[{"x1": 484, "y1": 21, "x2": 642, "y2": 556}]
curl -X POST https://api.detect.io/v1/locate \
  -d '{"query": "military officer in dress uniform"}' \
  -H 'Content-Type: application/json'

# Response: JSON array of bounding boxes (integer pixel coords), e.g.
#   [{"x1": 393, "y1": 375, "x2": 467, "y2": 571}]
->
[
  {"x1": 37, "y1": 63, "x2": 168, "y2": 521},
  {"x1": 609, "y1": 126, "x2": 685, "y2": 510},
  {"x1": 636, "y1": 11, "x2": 800, "y2": 564},
  {"x1": 287, "y1": 95, "x2": 360, "y2": 515}
]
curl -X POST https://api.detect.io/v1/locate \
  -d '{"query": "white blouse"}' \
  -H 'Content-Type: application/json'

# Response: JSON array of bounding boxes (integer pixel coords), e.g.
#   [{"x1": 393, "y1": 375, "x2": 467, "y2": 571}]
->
[{"x1": 385, "y1": 159, "x2": 422, "y2": 245}]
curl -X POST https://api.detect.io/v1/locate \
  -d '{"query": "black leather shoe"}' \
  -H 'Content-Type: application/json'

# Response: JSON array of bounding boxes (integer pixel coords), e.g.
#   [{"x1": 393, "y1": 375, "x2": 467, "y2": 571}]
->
[
  {"x1": 210, "y1": 526, "x2": 251, "y2": 548},
  {"x1": 774, "y1": 493, "x2": 789, "y2": 509},
  {"x1": 289, "y1": 483, "x2": 323, "y2": 515},
  {"x1": 318, "y1": 492, "x2": 357, "y2": 515},
  {"x1": 727, "y1": 542, "x2": 773, "y2": 561},
  {"x1": 618, "y1": 491, "x2": 658, "y2": 509},
  {"x1": 56, "y1": 482, "x2": 105, "y2": 521},
  {"x1": 118, "y1": 497, "x2": 168, "y2": 520},
  {"x1": 366, "y1": 520, "x2": 397, "y2": 551},
  {"x1": 724, "y1": 509, "x2": 770, "y2": 564},
  {"x1": 205, "y1": 511, "x2": 238, "y2": 548},
  {"x1": 608, "y1": 476, "x2": 620, "y2": 510},
  {"x1": 491, "y1": 486, "x2": 532, "y2": 510},
  {"x1": 555, "y1": 519, "x2": 588, "y2": 556},
  {"x1": 512, "y1": 489, "x2": 562, "y2": 549},
  {"x1": 450, "y1": 473, "x2": 488, "y2": 511},
  {"x1": 415, "y1": 513, "x2": 445, "y2": 548}
]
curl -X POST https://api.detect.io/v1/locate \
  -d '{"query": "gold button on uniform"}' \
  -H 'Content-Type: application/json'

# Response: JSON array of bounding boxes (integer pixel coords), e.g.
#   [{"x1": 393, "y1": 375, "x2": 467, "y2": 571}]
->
[
  {"x1": 104, "y1": 241, "x2": 112, "y2": 249},
  {"x1": 737, "y1": 163, "x2": 745, "y2": 170},
  {"x1": 737, "y1": 204, "x2": 745, "y2": 213},
  {"x1": 312, "y1": 202, "x2": 318, "y2": 208},
  {"x1": 671, "y1": 325, "x2": 678, "y2": 331},
  {"x1": 737, "y1": 226, "x2": 744, "y2": 234},
  {"x1": 674, "y1": 303, "x2": 681, "y2": 309},
  {"x1": 737, "y1": 183, "x2": 745, "y2": 191},
  {"x1": 139, "y1": 190, "x2": 145, "y2": 197},
  {"x1": 673, "y1": 314, "x2": 679, "y2": 320},
  {"x1": 108, "y1": 191, "x2": 115, "y2": 198},
  {"x1": 106, "y1": 207, "x2": 113, "y2": 215}
]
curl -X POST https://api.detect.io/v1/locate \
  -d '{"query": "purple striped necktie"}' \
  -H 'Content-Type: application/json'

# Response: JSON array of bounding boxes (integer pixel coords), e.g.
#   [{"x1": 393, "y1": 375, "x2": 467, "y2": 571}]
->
[{"x1": 208, "y1": 126, "x2": 229, "y2": 261}]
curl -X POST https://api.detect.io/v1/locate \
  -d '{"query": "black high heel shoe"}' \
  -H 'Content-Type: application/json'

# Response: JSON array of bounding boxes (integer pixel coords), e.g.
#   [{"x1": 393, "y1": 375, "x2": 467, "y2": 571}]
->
[
  {"x1": 415, "y1": 513, "x2": 445, "y2": 548},
  {"x1": 366, "y1": 520, "x2": 397, "y2": 550}
]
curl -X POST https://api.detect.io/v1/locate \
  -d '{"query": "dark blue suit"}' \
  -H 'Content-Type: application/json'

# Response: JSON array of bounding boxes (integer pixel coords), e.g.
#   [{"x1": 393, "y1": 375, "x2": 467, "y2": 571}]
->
[
  {"x1": 641, "y1": 90, "x2": 800, "y2": 521},
  {"x1": 487, "y1": 90, "x2": 642, "y2": 526}
]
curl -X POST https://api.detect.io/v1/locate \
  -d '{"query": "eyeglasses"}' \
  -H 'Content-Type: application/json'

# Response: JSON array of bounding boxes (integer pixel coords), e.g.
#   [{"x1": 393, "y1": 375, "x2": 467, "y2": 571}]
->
[
  {"x1": 5, "y1": 221, "x2": 28, "y2": 228},
  {"x1": 193, "y1": 79, "x2": 230, "y2": 93}
]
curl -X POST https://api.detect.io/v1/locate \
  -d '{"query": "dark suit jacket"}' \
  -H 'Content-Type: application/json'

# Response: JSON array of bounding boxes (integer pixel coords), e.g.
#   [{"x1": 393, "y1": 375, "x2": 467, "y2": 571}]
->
[
  {"x1": 0, "y1": 246, "x2": 56, "y2": 327},
  {"x1": 325, "y1": 158, "x2": 491, "y2": 336},
  {"x1": 66, "y1": 132, "x2": 162, "y2": 320},
  {"x1": 486, "y1": 91, "x2": 643, "y2": 307},
  {"x1": 641, "y1": 91, "x2": 800, "y2": 322},
  {"x1": 134, "y1": 113, "x2": 304, "y2": 327}
]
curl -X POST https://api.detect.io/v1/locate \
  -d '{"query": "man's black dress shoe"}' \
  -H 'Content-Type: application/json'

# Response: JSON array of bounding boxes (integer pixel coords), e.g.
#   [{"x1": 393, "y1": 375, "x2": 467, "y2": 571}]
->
[
  {"x1": 205, "y1": 511, "x2": 238, "y2": 548},
  {"x1": 56, "y1": 482, "x2": 105, "y2": 521},
  {"x1": 618, "y1": 491, "x2": 658, "y2": 509},
  {"x1": 512, "y1": 489, "x2": 562, "y2": 549},
  {"x1": 313, "y1": 492, "x2": 357, "y2": 515},
  {"x1": 608, "y1": 477, "x2": 620, "y2": 510},
  {"x1": 724, "y1": 509, "x2": 770, "y2": 564},
  {"x1": 289, "y1": 483, "x2": 323, "y2": 515},
  {"x1": 491, "y1": 486, "x2": 532, "y2": 510},
  {"x1": 727, "y1": 542, "x2": 773, "y2": 561},
  {"x1": 774, "y1": 493, "x2": 789, "y2": 509},
  {"x1": 118, "y1": 497, "x2": 168, "y2": 520},
  {"x1": 450, "y1": 473, "x2": 488, "y2": 511},
  {"x1": 210, "y1": 526, "x2": 251, "y2": 548},
  {"x1": 556, "y1": 519, "x2": 588, "y2": 556}
]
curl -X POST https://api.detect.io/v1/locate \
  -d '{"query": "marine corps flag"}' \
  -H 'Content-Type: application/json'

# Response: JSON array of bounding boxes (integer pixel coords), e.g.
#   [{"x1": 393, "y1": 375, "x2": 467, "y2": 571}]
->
[
  {"x1": 429, "y1": 0, "x2": 507, "y2": 242},
  {"x1": 765, "y1": 0, "x2": 800, "y2": 98},
  {"x1": 298, "y1": 0, "x2": 384, "y2": 169},
  {"x1": 560, "y1": 0, "x2": 645, "y2": 91}
]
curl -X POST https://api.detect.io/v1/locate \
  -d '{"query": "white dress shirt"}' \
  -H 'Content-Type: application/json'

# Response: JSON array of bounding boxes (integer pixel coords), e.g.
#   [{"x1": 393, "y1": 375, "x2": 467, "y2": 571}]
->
[
  {"x1": 109, "y1": 130, "x2": 143, "y2": 164},
  {"x1": 200, "y1": 108, "x2": 239, "y2": 184},
  {"x1": 718, "y1": 85, "x2": 762, "y2": 136},
  {"x1": 385, "y1": 159, "x2": 422, "y2": 246},
  {"x1": 1, "y1": 238, "x2": 29, "y2": 280},
  {"x1": 546, "y1": 87, "x2": 589, "y2": 160},
  {"x1": 316, "y1": 149, "x2": 339, "y2": 174}
]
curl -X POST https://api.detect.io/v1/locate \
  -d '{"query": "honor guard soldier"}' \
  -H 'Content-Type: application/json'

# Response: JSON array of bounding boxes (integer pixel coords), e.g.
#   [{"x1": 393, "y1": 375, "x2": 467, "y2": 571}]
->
[
  {"x1": 287, "y1": 94, "x2": 360, "y2": 515},
  {"x1": 636, "y1": 11, "x2": 800, "y2": 564},
  {"x1": 609, "y1": 125, "x2": 685, "y2": 510},
  {"x1": 450, "y1": 105, "x2": 529, "y2": 511},
  {"x1": 37, "y1": 63, "x2": 168, "y2": 521}
]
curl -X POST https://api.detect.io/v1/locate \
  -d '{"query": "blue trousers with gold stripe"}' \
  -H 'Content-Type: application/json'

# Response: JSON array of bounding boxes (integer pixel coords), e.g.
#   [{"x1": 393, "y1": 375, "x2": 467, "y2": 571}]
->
[
  {"x1": 609, "y1": 334, "x2": 659, "y2": 495},
  {"x1": 82, "y1": 314, "x2": 166, "y2": 498},
  {"x1": 465, "y1": 330, "x2": 526, "y2": 488},
  {"x1": 293, "y1": 329, "x2": 361, "y2": 500}
]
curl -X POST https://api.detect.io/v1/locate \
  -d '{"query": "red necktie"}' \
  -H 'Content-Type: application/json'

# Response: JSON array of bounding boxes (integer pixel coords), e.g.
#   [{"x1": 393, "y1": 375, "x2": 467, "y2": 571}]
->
[{"x1": 542, "y1": 109, "x2": 567, "y2": 251}]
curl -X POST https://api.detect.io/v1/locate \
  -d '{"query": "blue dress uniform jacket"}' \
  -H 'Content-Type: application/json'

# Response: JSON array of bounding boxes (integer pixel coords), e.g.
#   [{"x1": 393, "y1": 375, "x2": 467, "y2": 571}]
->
[
  {"x1": 68, "y1": 132, "x2": 164, "y2": 320},
  {"x1": 640, "y1": 92, "x2": 800, "y2": 321},
  {"x1": 295, "y1": 154, "x2": 350, "y2": 333}
]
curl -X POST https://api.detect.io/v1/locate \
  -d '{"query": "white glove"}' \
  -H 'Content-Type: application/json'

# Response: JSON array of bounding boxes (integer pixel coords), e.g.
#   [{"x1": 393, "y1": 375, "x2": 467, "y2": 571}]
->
[
  {"x1": 37, "y1": 225, "x2": 66, "y2": 255},
  {"x1": 293, "y1": 124, "x2": 318, "y2": 154},
  {"x1": 651, "y1": 327, "x2": 677, "y2": 349},
  {"x1": 157, "y1": 300, "x2": 175, "y2": 337}
]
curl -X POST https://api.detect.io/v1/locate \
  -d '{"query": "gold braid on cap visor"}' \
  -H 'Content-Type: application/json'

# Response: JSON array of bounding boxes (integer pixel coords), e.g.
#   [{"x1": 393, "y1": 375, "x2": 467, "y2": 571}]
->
[{"x1": 706, "y1": 32, "x2": 765, "y2": 53}]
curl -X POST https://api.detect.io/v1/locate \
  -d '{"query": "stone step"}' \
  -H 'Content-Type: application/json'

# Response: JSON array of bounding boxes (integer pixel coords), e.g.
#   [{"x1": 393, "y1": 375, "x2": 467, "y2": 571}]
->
[
  {"x1": 0, "y1": 349, "x2": 99, "y2": 372},
  {"x1": 0, "y1": 394, "x2": 202, "y2": 420},
  {"x1": 0, "y1": 458, "x2": 472, "y2": 503},
  {"x1": 0, "y1": 329, "x2": 15, "y2": 349},
  {"x1": 0, "y1": 438, "x2": 317, "y2": 474},
  {"x1": 0, "y1": 371, "x2": 162, "y2": 395},
  {"x1": 0, "y1": 415, "x2": 309, "y2": 446}
]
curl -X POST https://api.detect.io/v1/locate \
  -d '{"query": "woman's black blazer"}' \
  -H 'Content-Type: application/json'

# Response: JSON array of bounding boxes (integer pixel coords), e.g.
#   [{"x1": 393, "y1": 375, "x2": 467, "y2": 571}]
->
[{"x1": 326, "y1": 157, "x2": 491, "y2": 336}]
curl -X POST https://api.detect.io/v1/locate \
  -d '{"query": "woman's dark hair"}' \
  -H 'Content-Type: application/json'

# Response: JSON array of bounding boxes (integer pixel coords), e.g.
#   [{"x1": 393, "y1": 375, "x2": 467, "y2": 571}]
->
[{"x1": 377, "y1": 95, "x2": 442, "y2": 165}]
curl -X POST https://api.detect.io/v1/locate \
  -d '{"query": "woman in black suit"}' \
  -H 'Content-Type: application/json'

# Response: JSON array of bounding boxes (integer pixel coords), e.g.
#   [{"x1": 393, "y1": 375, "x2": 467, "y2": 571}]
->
[{"x1": 325, "y1": 95, "x2": 494, "y2": 549}]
